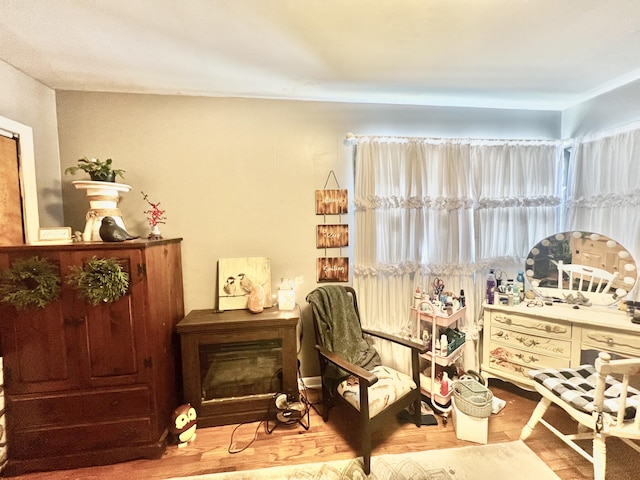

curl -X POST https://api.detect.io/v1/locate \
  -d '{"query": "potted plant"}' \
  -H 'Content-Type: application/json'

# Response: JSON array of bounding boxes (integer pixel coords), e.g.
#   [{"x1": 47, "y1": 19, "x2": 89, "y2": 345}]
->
[{"x1": 65, "y1": 157, "x2": 125, "y2": 182}]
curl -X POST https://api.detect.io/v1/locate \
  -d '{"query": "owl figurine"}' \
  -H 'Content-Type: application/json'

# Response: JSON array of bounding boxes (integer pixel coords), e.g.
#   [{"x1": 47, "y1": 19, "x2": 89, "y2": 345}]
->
[{"x1": 170, "y1": 403, "x2": 197, "y2": 448}]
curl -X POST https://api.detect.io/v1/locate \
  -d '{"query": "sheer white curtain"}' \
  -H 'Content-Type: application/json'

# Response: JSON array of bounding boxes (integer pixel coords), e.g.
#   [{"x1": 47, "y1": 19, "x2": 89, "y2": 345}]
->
[
  {"x1": 566, "y1": 125, "x2": 640, "y2": 300},
  {"x1": 353, "y1": 136, "x2": 564, "y2": 372}
]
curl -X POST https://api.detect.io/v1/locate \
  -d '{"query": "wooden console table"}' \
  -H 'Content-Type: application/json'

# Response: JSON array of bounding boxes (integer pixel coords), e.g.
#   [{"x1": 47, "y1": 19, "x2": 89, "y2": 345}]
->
[
  {"x1": 481, "y1": 302, "x2": 640, "y2": 389},
  {"x1": 177, "y1": 307, "x2": 300, "y2": 427}
]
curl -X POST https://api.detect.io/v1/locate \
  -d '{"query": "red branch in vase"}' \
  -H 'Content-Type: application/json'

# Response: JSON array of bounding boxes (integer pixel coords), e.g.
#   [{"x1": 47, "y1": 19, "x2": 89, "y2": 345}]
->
[{"x1": 141, "y1": 191, "x2": 167, "y2": 226}]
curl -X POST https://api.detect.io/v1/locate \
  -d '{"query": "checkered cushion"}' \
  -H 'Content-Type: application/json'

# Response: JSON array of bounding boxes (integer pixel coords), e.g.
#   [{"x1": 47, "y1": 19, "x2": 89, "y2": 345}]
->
[
  {"x1": 530, "y1": 365, "x2": 640, "y2": 421},
  {"x1": 338, "y1": 365, "x2": 417, "y2": 418}
]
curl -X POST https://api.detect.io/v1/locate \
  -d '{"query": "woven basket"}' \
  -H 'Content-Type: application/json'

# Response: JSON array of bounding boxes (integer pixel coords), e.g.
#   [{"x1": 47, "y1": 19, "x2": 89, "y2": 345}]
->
[{"x1": 452, "y1": 378, "x2": 493, "y2": 418}]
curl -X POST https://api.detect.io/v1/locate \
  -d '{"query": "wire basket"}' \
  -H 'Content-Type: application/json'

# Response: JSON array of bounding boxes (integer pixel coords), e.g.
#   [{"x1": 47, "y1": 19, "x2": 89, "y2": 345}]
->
[{"x1": 452, "y1": 378, "x2": 493, "y2": 418}]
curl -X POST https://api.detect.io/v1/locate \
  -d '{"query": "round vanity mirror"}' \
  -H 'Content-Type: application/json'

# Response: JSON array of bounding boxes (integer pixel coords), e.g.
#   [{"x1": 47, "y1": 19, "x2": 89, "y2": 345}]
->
[{"x1": 524, "y1": 231, "x2": 637, "y2": 306}]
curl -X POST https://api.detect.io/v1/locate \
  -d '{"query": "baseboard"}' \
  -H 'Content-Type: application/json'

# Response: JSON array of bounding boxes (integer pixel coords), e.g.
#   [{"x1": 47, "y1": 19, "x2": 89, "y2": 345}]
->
[{"x1": 299, "y1": 376, "x2": 321, "y2": 390}]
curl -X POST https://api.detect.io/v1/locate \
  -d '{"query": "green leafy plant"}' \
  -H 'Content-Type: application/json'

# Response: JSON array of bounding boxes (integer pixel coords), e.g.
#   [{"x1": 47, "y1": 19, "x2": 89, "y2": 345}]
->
[
  {"x1": 66, "y1": 256, "x2": 129, "y2": 305},
  {"x1": 64, "y1": 157, "x2": 125, "y2": 182},
  {"x1": 0, "y1": 256, "x2": 61, "y2": 310}
]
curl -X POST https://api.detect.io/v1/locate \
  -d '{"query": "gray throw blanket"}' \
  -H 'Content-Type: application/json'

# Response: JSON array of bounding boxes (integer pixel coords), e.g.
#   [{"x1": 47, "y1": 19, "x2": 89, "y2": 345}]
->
[{"x1": 306, "y1": 285, "x2": 381, "y2": 382}]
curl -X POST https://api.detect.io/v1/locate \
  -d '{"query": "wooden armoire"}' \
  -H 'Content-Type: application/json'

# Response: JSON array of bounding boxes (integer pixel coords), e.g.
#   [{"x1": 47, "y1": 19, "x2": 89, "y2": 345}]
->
[{"x1": 0, "y1": 239, "x2": 184, "y2": 475}]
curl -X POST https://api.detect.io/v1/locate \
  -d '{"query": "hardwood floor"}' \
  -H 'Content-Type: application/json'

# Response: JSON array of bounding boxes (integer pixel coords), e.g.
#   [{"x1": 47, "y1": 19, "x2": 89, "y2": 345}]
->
[{"x1": 4, "y1": 379, "x2": 638, "y2": 479}]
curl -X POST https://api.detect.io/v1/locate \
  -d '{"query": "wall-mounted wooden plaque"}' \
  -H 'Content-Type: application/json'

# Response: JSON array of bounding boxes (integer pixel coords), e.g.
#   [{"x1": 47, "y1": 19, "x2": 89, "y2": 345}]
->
[
  {"x1": 315, "y1": 189, "x2": 348, "y2": 215},
  {"x1": 316, "y1": 257, "x2": 349, "y2": 283},
  {"x1": 316, "y1": 224, "x2": 349, "y2": 249}
]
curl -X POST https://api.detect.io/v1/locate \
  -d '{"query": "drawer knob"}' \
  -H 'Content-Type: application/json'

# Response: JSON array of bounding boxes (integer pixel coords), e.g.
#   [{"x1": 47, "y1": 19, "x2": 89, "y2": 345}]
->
[{"x1": 607, "y1": 337, "x2": 615, "y2": 346}]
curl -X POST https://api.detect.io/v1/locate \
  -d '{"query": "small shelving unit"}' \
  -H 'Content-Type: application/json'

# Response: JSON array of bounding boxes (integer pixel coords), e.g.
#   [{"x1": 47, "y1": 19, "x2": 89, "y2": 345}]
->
[{"x1": 413, "y1": 302, "x2": 466, "y2": 424}]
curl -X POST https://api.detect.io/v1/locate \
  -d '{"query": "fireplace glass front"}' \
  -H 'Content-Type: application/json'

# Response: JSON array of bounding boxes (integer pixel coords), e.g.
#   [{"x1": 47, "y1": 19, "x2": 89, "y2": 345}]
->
[{"x1": 199, "y1": 338, "x2": 284, "y2": 402}]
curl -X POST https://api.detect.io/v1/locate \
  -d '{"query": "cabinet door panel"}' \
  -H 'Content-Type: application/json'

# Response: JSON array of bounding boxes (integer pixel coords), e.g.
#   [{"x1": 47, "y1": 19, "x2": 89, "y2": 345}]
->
[
  {"x1": 0, "y1": 253, "x2": 80, "y2": 394},
  {"x1": 71, "y1": 250, "x2": 149, "y2": 387},
  {"x1": 86, "y1": 297, "x2": 140, "y2": 377},
  {"x1": 13, "y1": 305, "x2": 72, "y2": 383}
]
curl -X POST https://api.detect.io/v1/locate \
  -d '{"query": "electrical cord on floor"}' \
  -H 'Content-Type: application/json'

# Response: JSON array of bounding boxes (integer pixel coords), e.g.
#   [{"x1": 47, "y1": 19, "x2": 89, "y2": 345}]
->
[
  {"x1": 297, "y1": 366, "x2": 323, "y2": 418},
  {"x1": 228, "y1": 420, "x2": 264, "y2": 454}
]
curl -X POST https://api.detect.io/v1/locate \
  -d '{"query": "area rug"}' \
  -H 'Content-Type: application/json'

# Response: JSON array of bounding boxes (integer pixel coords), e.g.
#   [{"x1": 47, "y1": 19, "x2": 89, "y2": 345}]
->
[{"x1": 168, "y1": 440, "x2": 560, "y2": 480}]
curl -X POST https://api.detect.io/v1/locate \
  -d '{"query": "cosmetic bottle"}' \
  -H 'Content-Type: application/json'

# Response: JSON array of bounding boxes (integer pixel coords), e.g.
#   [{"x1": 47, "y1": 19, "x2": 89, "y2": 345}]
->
[
  {"x1": 486, "y1": 269, "x2": 496, "y2": 304},
  {"x1": 440, "y1": 372, "x2": 449, "y2": 396},
  {"x1": 516, "y1": 270, "x2": 526, "y2": 301}
]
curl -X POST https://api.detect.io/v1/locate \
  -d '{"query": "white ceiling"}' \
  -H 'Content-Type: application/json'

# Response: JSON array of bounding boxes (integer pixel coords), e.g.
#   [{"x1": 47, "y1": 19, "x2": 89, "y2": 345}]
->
[{"x1": 2, "y1": 0, "x2": 640, "y2": 111}]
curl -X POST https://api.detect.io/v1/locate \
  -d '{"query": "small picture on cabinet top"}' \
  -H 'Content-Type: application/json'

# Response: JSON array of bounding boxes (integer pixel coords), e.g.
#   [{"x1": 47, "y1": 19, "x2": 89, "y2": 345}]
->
[{"x1": 217, "y1": 257, "x2": 272, "y2": 311}]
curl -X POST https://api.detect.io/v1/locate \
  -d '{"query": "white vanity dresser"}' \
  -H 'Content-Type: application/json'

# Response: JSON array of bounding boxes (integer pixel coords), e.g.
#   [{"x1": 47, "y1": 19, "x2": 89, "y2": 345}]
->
[
  {"x1": 481, "y1": 302, "x2": 640, "y2": 389},
  {"x1": 481, "y1": 230, "x2": 639, "y2": 390}
]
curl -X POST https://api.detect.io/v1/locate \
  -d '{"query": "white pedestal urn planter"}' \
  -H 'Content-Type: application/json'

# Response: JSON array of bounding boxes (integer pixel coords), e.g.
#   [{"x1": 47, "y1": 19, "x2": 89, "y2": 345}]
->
[{"x1": 72, "y1": 181, "x2": 132, "y2": 241}]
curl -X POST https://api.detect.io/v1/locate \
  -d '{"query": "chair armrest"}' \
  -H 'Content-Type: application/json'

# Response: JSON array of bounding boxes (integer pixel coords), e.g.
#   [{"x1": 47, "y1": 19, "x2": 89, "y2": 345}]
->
[
  {"x1": 362, "y1": 328, "x2": 428, "y2": 354},
  {"x1": 315, "y1": 345, "x2": 379, "y2": 386}
]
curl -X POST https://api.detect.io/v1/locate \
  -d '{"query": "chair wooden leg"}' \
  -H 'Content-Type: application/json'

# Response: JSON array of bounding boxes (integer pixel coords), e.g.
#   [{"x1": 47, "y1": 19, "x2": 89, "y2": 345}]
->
[
  {"x1": 413, "y1": 397, "x2": 421, "y2": 427},
  {"x1": 362, "y1": 431, "x2": 372, "y2": 476},
  {"x1": 520, "y1": 396, "x2": 551, "y2": 440},
  {"x1": 592, "y1": 434, "x2": 606, "y2": 480},
  {"x1": 321, "y1": 384, "x2": 331, "y2": 421}
]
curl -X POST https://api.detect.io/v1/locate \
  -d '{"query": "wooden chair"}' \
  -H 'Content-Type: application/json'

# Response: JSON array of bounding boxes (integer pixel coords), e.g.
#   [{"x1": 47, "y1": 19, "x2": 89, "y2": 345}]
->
[
  {"x1": 520, "y1": 352, "x2": 640, "y2": 480},
  {"x1": 556, "y1": 260, "x2": 618, "y2": 294},
  {"x1": 306, "y1": 285, "x2": 425, "y2": 475}
]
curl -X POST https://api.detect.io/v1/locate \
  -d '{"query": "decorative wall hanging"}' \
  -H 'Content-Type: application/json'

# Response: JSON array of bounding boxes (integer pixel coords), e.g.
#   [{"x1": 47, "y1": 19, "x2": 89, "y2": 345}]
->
[
  {"x1": 315, "y1": 170, "x2": 348, "y2": 215},
  {"x1": 316, "y1": 224, "x2": 349, "y2": 249},
  {"x1": 315, "y1": 189, "x2": 348, "y2": 215},
  {"x1": 316, "y1": 257, "x2": 349, "y2": 283},
  {"x1": 0, "y1": 256, "x2": 61, "y2": 310},
  {"x1": 66, "y1": 256, "x2": 129, "y2": 305},
  {"x1": 217, "y1": 257, "x2": 272, "y2": 311},
  {"x1": 315, "y1": 170, "x2": 349, "y2": 283}
]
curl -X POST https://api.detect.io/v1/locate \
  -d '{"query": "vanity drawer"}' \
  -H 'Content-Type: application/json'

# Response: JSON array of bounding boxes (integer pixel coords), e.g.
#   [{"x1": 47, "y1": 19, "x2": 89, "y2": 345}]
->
[
  {"x1": 491, "y1": 312, "x2": 572, "y2": 340},
  {"x1": 488, "y1": 342, "x2": 571, "y2": 375},
  {"x1": 490, "y1": 327, "x2": 572, "y2": 360},
  {"x1": 582, "y1": 328, "x2": 640, "y2": 357}
]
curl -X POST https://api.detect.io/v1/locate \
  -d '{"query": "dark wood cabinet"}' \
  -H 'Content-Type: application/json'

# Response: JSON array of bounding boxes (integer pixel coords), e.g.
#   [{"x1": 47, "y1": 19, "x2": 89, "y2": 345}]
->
[
  {"x1": 176, "y1": 308, "x2": 300, "y2": 427},
  {"x1": 0, "y1": 239, "x2": 184, "y2": 475}
]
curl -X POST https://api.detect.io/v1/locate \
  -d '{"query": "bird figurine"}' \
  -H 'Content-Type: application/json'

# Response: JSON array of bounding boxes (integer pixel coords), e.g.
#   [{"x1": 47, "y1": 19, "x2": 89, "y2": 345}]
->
[{"x1": 99, "y1": 216, "x2": 139, "y2": 242}]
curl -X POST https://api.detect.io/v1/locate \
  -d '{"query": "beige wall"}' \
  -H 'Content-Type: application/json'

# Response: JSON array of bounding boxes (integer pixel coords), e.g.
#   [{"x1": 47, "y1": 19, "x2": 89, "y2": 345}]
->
[
  {"x1": 55, "y1": 91, "x2": 560, "y2": 376},
  {"x1": 0, "y1": 60, "x2": 63, "y2": 227}
]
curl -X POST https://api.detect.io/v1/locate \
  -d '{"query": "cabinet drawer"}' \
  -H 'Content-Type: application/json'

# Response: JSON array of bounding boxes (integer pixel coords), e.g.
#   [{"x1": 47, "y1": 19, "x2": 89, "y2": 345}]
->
[
  {"x1": 8, "y1": 418, "x2": 153, "y2": 460},
  {"x1": 488, "y1": 342, "x2": 571, "y2": 377},
  {"x1": 491, "y1": 312, "x2": 572, "y2": 340},
  {"x1": 8, "y1": 386, "x2": 152, "y2": 429},
  {"x1": 582, "y1": 328, "x2": 640, "y2": 357},
  {"x1": 490, "y1": 327, "x2": 572, "y2": 360}
]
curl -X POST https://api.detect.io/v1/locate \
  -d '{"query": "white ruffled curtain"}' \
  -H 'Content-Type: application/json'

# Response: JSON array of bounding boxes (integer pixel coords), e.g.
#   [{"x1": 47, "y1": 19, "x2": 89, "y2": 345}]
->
[
  {"x1": 566, "y1": 125, "x2": 640, "y2": 301},
  {"x1": 353, "y1": 137, "x2": 564, "y2": 372}
]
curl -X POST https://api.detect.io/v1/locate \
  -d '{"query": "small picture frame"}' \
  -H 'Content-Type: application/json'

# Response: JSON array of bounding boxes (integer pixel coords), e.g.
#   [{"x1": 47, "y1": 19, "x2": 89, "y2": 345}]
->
[
  {"x1": 217, "y1": 257, "x2": 272, "y2": 311},
  {"x1": 37, "y1": 227, "x2": 73, "y2": 244}
]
